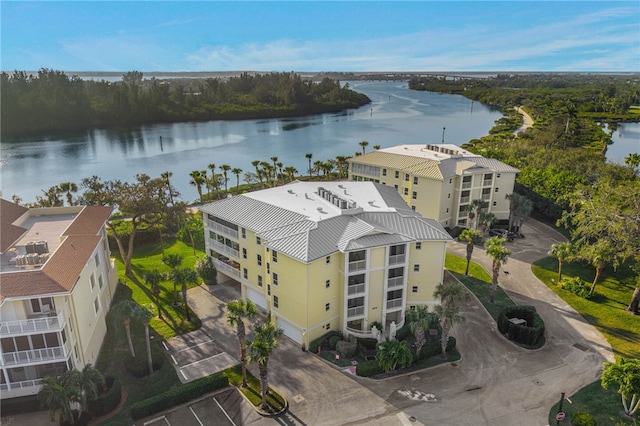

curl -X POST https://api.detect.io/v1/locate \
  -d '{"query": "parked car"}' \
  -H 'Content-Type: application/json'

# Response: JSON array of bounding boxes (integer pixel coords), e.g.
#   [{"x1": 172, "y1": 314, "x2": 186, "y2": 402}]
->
[{"x1": 489, "y1": 229, "x2": 514, "y2": 241}]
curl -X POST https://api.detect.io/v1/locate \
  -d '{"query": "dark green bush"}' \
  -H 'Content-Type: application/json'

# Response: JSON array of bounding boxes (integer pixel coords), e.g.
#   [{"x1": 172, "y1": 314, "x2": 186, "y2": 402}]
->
[
  {"x1": 356, "y1": 360, "x2": 384, "y2": 377},
  {"x1": 497, "y1": 306, "x2": 545, "y2": 346},
  {"x1": 88, "y1": 375, "x2": 122, "y2": 417},
  {"x1": 336, "y1": 335, "x2": 358, "y2": 358},
  {"x1": 395, "y1": 323, "x2": 411, "y2": 342},
  {"x1": 357, "y1": 337, "x2": 379, "y2": 350},
  {"x1": 328, "y1": 335, "x2": 341, "y2": 350},
  {"x1": 195, "y1": 256, "x2": 217, "y2": 286},
  {"x1": 571, "y1": 411, "x2": 597, "y2": 426},
  {"x1": 559, "y1": 277, "x2": 591, "y2": 299},
  {"x1": 446, "y1": 336, "x2": 456, "y2": 352},
  {"x1": 309, "y1": 331, "x2": 342, "y2": 353},
  {"x1": 130, "y1": 372, "x2": 228, "y2": 420},
  {"x1": 125, "y1": 352, "x2": 165, "y2": 378}
]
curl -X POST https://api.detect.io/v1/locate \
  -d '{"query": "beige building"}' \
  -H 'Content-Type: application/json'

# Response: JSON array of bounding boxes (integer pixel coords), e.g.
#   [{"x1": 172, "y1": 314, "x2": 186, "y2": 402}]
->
[
  {"x1": 199, "y1": 181, "x2": 451, "y2": 347},
  {"x1": 0, "y1": 200, "x2": 118, "y2": 400},
  {"x1": 348, "y1": 144, "x2": 519, "y2": 228}
]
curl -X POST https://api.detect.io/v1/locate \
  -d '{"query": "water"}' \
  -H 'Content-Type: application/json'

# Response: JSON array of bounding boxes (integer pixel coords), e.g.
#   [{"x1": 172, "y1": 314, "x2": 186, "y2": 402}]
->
[
  {"x1": 1, "y1": 81, "x2": 504, "y2": 203},
  {"x1": 607, "y1": 122, "x2": 640, "y2": 164}
]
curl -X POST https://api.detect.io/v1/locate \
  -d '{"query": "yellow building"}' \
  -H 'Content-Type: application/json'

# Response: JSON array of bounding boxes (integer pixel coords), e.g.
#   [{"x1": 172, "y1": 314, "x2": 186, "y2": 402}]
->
[
  {"x1": 199, "y1": 181, "x2": 451, "y2": 347},
  {"x1": 0, "y1": 200, "x2": 118, "y2": 400},
  {"x1": 348, "y1": 144, "x2": 519, "y2": 228}
]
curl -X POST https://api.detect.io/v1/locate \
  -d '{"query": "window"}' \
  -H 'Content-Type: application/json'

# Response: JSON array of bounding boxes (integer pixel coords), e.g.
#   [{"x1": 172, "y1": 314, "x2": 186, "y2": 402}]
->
[
  {"x1": 412, "y1": 286, "x2": 418, "y2": 293},
  {"x1": 495, "y1": 187, "x2": 499, "y2": 192},
  {"x1": 326, "y1": 323, "x2": 331, "y2": 330},
  {"x1": 446, "y1": 208, "x2": 449, "y2": 213},
  {"x1": 257, "y1": 254, "x2": 262, "y2": 266},
  {"x1": 413, "y1": 176, "x2": 418, "y2": 185},
  {"x1": 94, "y1": 253, "x2": 100, "y2": 267},
  {"x1": 497, "y1": 173, "x2": 501, "y2": 178},
  {"x1": 93, "y1": 297, "x2": 100, "y2": 315},
  {"x1": 74, "y1": 344, "x2": 79, "y2": 360},
  {"x1": 448, "y1": 193, "x2": 451, "y2": 199},
  {"x1": 493, "y1": 201, "x2": 497, "y2": 206},
  {"x1": 394, "y1": 184, "x2": 399, "y2": 191},
  {"x1": 405, "y1": 173, "x2": 410, "y2": 181},
  {"x1": 416, "y1": 242, "x2": 422, "y2": 250},
  {"x1": 243, "y1": 268, "x2": 248, "y2": 279},
  {"x1": 273, "y1": 272, "x2": 278, "y2": 286},
  {"x1": 90, "y1": 274, "x2": 96, "y2": 290},
  {"x1": 98, "y1": 275, "x2": 104, "y2": 289},
  {"x1": 267, "y1": 284, "x2": 271, "y2": 295},
  {"x1": 449, "y1": 179, "x2": 452, "y2": 184},
  {"x1": 382, "y1": 168, "x2": 387, "y2": 176},
  {"x1": 242, "y1": 228, "x2": 246, "y2": 239},
  {"x1": 272, "y1": 251, "x2": 278, "y2": 263},
  {"x1": 411, "y1": 206, "x2": 416, "y2": 211},
  {"x1": 325, "y1": 279, "x2": 331, "y2": 288},
  {"x1": 325, "y1": 302, "x2": 330, "y2": 311},
  {"x1": 273, "y1": 295, "x2": 279, "y2": 308},
  {"x1": 414, "y1": 264, "x2": 420, "y2": 272},
  {"x1": 242, "y1": 248, "x2": 247, "y2": 259},
  {"x1": 412, "y1": 191, "x2": 417, "y2": 200},
  {"x1": 410, "y1": 305, "x2": 416, "y2": 311},
  {"x1": 267, "y1": 263, "x2": 270, "y2": 274},
  {"x1": 403, "y1": 188, "x2": 408, "y2": 196},
  {"x1": 395, "y1": 171, "x2": 399, "y2": 179},
  {"x1": 256, "y1": 236, "x2": 261, "y2": 245},
  {"x1": 325, "y1": 255, "x2": 331, "y2": 265},
  {"x1": 258, "y1": 275, "x2": 263, "y2": 287}
]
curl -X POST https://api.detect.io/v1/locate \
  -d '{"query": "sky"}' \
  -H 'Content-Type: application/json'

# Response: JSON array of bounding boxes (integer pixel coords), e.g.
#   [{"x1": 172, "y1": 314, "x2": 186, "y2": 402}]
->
[{"x1": 1, "y1": 1, "x2": 639, "y2": 73}]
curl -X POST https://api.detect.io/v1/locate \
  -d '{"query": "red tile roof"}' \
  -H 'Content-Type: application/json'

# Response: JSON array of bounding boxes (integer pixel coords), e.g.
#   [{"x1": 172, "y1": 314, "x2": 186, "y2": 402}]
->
[{"x1": 0, "y1": 199, "x2": 29, "y2": 253}]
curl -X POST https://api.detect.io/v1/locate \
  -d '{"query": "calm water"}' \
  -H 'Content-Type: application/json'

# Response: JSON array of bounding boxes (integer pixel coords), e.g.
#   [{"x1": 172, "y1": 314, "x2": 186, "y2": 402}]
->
[{"x1": 1, "y1": 81, "x2": 636, "y2": 203}]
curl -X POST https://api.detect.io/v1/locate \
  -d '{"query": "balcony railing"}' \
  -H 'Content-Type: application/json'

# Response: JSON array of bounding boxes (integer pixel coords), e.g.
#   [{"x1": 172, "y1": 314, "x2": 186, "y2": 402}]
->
[
  {"x1": 388, "y1": 254, "x2": 406, "y2": 265},
  {"x1": 206, "y1": 220, "x2": 239, "y2": 239},
  {"x1": 461, "y1": 182, "x2": 472, "y2": 189},
  {"x1": 347, "y1": 283, "x2": 365, "y2": 295},
  {"x1": 210, "y1": 257, "x2": 240, "y2": 279},
  {"x1": 483, "y1": 179, "x2": 493, "y2": 186},
  {"x1": 348, "y1": 260, "x2": 366, "y2": 273},
  {"x1": 0, "y1": 378, "x2": 43, "y2": 392},
  {"x1": 2, "y1": 341, "x2": 70, "y2": 366},
  {"x1": 386, "y1": 298, "x2": 403, "y2": 310},
  {"x1": 209, "y1": 240, "x2": 239, "y2": 258},
  {"x1": 387, "y1": 276, "x2": 404, "y2": 288},
  {"x1": 347, "y1": 306, "x2": 365, "y2": 318},
  {"x1": 0, "y1": 311, "x2": 66, "y2": 337},
  {"x1": 459, "y1": 196, "x2": 470, "y2": 204},
  {"x1": 481, "y1": 194, "x2": 491, "y2": 201},
  {"x1": 0, "y1": 379, "x2": 44, "y2": 398}
]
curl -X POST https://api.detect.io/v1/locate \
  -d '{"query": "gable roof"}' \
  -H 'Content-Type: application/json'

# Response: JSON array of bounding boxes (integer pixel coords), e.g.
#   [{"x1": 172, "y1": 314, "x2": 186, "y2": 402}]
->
[{"x1": 0, "y1": 199, "x2": 29, "y2": 253}]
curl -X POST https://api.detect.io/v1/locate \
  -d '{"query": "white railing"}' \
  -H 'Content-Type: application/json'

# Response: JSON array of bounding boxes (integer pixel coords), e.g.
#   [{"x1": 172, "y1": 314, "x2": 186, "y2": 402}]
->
[
  {"x1": 348, "y1": 260, "x2": 366, "y2": 273},
  {"x1": 210, "y1": 257, "x2": 241, "y2": 279},
  {"x1": 347, "y1": 306, "x2": 365, "y2": 317},
  {"x1": 387, "y1": 276, "x2": 404, "y2": 288},
  {"x1": 481, "y1": 194, "x2": 491, "y2": 200},
  {"x1": 2, "y1": 341, "x2": 70, "y2": 366},
  {"x1": 460, "y1": 196, "x2": 470, "y2": 204},
  {"x1": 0, "y1": 311, "x2": 66, "y2": 336},
  {"x1": 206, "y1": 220, "x2": 239, "y2": 239},
  {"x1": 347, "y1": 283, "x2": 365, "y2": 295},
  {"x1": 386, "y1": 298, "x2": 403, "y2": 310},
  {"x1": 388, "y1": 254, "x2": 406, "y2": 265},
  {"x1": 483, "y1": 179, "x2": 493, "y2": 186},
  {"x1": 461, "y1": 182, "x2": 472, "y2": 189},
  {"x1": 0, "y1": 378, "x2": 43, "y2": 391},
  {"x1": 209, "y1": 240, "x2": 239, "y2": 258},
  {"x1": 0, "y1": 379, "x2": 44, "y2": 398}
]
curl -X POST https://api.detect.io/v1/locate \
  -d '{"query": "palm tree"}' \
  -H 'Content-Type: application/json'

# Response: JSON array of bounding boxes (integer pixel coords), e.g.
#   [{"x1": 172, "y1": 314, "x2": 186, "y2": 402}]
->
[
  {"x1": 232, "y1": 167, "x2": 243, "y2": 193},
  {"x1": 601, "y1": 357, "x2": 640, "y2": 416},
  {"x1": 220, "y1": 164, "x2": 231, "y2": 193},
  {"x1": 270, "y1": 156, "x2": 279, "y2": 186},
  {"x1": 406, "y1": 306, "x2": 435, "y2": 359},
  {"x1": 164, "y1": 253, "x2": 184, "y2": 305},
  {"x1": 189, "y1": 170, "x2": 205, "y2": 203},
  {"x1": 313, "y1": 160, "x2": 322, "y2": 180},
  {"x1": 377, "y1": 339, "x2": 413, "y2": 372},
  {"x1": 144, "y1": 269, "x2": 164, "y2": 320},
  {"x1": 284, "y1": 166, "x2": 298, "y2": 182},
  {"x1": 359, "y1": 140, "x2": 369, "y2": 154},
  {"x1": 582, "y1": 240, "x2": 617, "y2": 296},
  {"x1": 625, "y1": 152, "x2": 640, "y2": 173},
  {"x1": 137, "y1": 304, "x2": 155, "y2": 376},
  {"x1": 39, "y1": 374, "x2": 82, "y2": 424},
  {"x1": 58, "y1": 182, "x2": 78, "y2": 206},
  {"x1": 506, "y1": 193, "x2": 533, "y2": 233},
  {"x1": 305, "y1": 153, "x2": 313, "y2": 180},
  {"x1": 335, "y1": 155, "x2": 349, "y2": 178},
  {"x1": 479, "y1": 212, "x2": 496, "y2": 237},
  {"x1": 181, "y1": 269, "x2": 199, "y2": 322},
  {"x1": 226, "y1": 299, "x2": 258, "y2": 388},
  {"x1": 433, "y1": 280, "x2": 470, "y2": 359},
  {"x1": 112, "y1": 300, "x2": 141, "y2": 357},
  {"x1": 373, "y1": 144, "x2": 381, "y2": 150},
  {"x1": 485, "y1": 237, "x2": 511, "y2": 304},
  {"x1": 77, "y1": 364, "x2": 105, "y2": 412},
  {"x1": 459, "y1": 229, "x2": 482, "y2": 276},
  {"x1": 548, "y1": 242, "x2": 572, "y2": 284},
  {"x1": 160, "y1": 171, "x2": 175, "y2": 205},
  {"x1": 277, "y1": 162, "x2": 284, "y2": 185},
  {"x1": 247, "y1": 312, "x2": 283, "y2": 411}
]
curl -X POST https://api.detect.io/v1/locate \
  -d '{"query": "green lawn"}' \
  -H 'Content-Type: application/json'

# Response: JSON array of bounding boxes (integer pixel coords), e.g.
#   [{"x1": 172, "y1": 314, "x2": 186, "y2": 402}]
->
[
  {"x1": 225, "y1": 365, "x2": 286, "y2": 414},
  {"x1": 532, "y1": 257, "x2": 639, "y2": 359}
]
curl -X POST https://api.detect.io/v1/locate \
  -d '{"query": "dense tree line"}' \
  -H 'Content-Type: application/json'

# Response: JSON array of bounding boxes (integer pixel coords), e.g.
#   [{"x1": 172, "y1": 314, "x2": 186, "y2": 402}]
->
[{"x1": 0, "y1": 69, "x2": 370, "y2": 136}]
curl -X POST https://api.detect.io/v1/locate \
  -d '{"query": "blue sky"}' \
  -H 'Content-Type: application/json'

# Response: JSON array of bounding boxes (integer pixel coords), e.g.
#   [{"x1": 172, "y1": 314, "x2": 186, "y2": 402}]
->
[{"x1": 1, "y1": 1, "x2": 639, "y2": 72}]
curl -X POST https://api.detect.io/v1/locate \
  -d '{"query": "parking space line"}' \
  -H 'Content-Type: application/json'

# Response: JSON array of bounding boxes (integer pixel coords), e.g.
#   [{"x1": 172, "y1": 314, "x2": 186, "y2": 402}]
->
[
  {"x1": 189, "y1": 406, "x2": 204, "y2": 426},
  {"x1": 142, "y1": 415, "x2": 170, "y2": 425},
  {"x1": 176, "y1": 339, "x2": 215, "y2": 353},
  {"x1": 180, "y1": 369, "x2": 188, "y2": 380},
  {"x1": 181, "y1": 352, "x2": 226, "y2": 368},
  {"x1": 162, "y1": 341, "x2": 169, "y2": 351},
  {"x1": 171, "y1": 354, "x2": 178, "y2": 365},
  {"x1": 214, "y1": 397, "x2": 236, "y2": 426}
]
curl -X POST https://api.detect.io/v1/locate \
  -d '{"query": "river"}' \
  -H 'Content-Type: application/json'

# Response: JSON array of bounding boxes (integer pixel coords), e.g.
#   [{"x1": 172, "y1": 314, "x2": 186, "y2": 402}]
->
[{"x1": 0, "y1": 81, "x2": 637, "y2": 203}]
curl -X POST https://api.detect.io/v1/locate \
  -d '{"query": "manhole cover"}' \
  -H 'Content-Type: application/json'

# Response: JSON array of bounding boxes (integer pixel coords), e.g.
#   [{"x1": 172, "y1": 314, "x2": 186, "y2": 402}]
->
[
  {"x1": 573, "y1": 343, "x2": 589, "y2": 352},
  {"x1": 293, "y1": 394, "x2": 305, "y2": 403},
  {"x1": 409, "y1": 416, "x2": 417, "y2": 422},
  {"x1": 450, "y1": 363, "x2": 458, "y2": 367},
  {"x1": 532, "y1": 379, "x2": 544, "y2": 386}
]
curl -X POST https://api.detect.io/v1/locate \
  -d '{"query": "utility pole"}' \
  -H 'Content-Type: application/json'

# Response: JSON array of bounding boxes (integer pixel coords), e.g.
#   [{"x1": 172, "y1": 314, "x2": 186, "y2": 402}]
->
[{"x1": 442, "y1": 127, "x2": 446, "y2": 143}]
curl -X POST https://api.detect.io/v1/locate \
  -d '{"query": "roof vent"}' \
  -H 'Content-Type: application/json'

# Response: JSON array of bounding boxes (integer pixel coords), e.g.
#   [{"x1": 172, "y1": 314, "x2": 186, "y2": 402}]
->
[
  {"x1": 338, "y1": 184, "x2": 345, "y2": 189},
  {"x1": 287, "y1": 189, "x2": 294, "y2": 194}
]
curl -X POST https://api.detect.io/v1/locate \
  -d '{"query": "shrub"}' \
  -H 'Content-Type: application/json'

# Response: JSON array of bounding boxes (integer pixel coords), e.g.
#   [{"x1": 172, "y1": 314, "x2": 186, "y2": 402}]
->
[
  {"x1": 395, "y1": 323, "x2": 411, "y2": 342},
  {"x1": 446, "y1": 336, "x2": 457, "y2": 352},
  {"x1": 356, "y1": 360, "x2": 384, "y2": 377},
  {"x1": 336, "y1": 335, "x2": 358, "y2": 358},
  {"x1": 571, "y1": 411, "x2": 597, "y2": 426},
  {"x1": 125, "y1": 351, "x2": 165, "y2": 378},
  {"x1": 195, "y1": 256, "x2": 217, "y2": 285},
  {"x1": 357, "y1": 337, "x2": 379, "y2": 351},
  {"x1": 130, "y1": 372, "x2": 228, "y2": 420},
  {"x1": 309, "y1": 331, "x2": 341, "y2": 353},
  {"x1": 559, "y1": 277, "x2": 591, "y2": 299},
  {"x1": 497, "y1": 306, "x2": 545, "y2": 347},
  {"x1": 88, "y1": 375, "x2": 122, "y2": 417},
  {"x1": 328, "y1": 335, "x2": 342, "y2": 350}
]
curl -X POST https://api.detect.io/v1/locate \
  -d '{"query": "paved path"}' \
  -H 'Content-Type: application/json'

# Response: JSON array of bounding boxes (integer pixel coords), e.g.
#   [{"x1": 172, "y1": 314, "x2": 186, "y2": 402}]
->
[{"x1": 514, "y1": 106, "x2": 534, "y2": 135}]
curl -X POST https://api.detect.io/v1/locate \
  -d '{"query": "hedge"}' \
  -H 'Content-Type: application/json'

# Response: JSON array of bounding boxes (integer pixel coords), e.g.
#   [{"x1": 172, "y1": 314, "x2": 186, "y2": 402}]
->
[
  {"x1": 309, "y1": 330, "x2": 342, "y2": 353},
  {"x1": 497, "y1": 305, "x2": 545, "y2": 347},
  {"x1": 356, "y1": 360, "x2": 384, "y2": 377},
  {"x1": 571, "y1": 411, "x2": 597, "y2": 426},
  {"x1": 130, "y1": 372, "x2": 229, "y2": 420},
  {"x1": 125, "y1": 352, "x2": 165, "y2": 378},
  {"x1": 88, "y1": 375, "x2": 122, "y2": 417}
]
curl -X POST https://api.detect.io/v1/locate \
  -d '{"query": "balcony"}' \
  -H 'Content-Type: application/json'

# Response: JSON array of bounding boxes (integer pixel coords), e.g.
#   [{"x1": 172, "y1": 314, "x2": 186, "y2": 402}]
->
[
  {"x1": 210, "y1": 257, "x2": 240, "y2": 279},
  {"x1": 387, "y1": 276, "x2": 404, "y2": 288},
  {"x1": 347, "y1": 283, "x2": 365, "y2": 295},
  {"x1": 0, "y1": 311, "x2": 66, "y2": 337},
  {"x1": 348, "y1": 260, "x2": 366, "y2": 273},
  {"x1": 461, "y1": 181, "x2": 472, "y2": 189},
  {"x1": 483, "y1": 179, "x2": 493, "y2": 187},
  {"x1": 2, "y1": 341, "x2": 70, "y2": 367},
  {"x1": 459, "y1": 196, "x2": 470, "y2": 204},
  {"x1": 209, "y1": 240, "x2": 239, "y2": 259},
  {"x1": 347, "y1": 306, "x2": 365, "y2": 318},
  {"x1": 388, "y1": 254, "x2": 406, "y2": 265},
  {"x1": 386, "y1": 298, "x2": 403, "y2": 310},
  {"x1": 481, "y1": 193, "x2": 491, "y2": 201},
  {"x1": 0, "y1": 379, "x2": 43, "y2": 398},
  {"x1": 206, "y1": 220, "x2": 239, "y2": 239}
]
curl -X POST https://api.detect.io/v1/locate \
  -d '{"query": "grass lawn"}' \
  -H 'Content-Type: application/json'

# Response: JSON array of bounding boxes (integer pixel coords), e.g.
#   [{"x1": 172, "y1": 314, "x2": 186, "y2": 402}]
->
[{"x1": 225, "y1": 365, "x2": 286, "y2": 414}]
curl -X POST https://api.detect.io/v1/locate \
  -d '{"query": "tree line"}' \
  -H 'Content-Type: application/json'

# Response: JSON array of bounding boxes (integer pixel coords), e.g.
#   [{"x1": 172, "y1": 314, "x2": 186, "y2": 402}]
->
[{"x1": 1, "y1": 69, "x2": 370, "y2": 136}]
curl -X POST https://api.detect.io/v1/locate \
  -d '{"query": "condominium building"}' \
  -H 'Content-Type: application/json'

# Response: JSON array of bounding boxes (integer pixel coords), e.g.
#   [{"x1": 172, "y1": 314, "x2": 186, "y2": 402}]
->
[
  {"x1": 199, "y1": 181, "x2": 451, "y2": 347},
  {"x1": 348, "y1": 144, "x2": 519, "y2": 228},
  {"x1": 0, "y1": 199, "x2": 117, "y2": 400}
]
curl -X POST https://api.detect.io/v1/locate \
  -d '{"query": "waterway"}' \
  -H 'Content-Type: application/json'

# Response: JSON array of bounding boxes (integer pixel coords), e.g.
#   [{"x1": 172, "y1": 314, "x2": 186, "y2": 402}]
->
[{"x1": 0, "y1": 81, "x2": 637, "y2": 203}]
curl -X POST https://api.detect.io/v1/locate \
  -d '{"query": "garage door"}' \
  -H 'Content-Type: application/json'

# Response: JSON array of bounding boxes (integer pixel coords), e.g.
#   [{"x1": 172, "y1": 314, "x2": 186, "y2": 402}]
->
[
  {"x1": 277, "y1": 316, "x2": 303, "y2": 344},
  {"x1": 246, "y1": 286, "x2": 267, "y2": 311}
]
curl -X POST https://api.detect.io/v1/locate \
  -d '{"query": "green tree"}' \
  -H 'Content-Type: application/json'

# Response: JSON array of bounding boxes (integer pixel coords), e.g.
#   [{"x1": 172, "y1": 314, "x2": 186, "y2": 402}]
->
[
  {"x1": 232, "y1": 167, "x2": 243, "y2": 193},
  {"x1": 485, "y1": 236, "x2": 511, "y2": 304},
  {"x1": 247, "y1": 312, "x2": 283, "y2": 410},
  {"x1": 189, "y1": 170, "x2": 205, "y2": 202},
  {"x1": 137, "y1": 304, "x2": 155, "y2": 377},
  {"x1": 305, "y1": 153, "x2": 313, "y2": 180},
  {"x1": 580, "y1": 240, "x2": 617, "y2": 296},
  {"x1": 548, "y1": 242, "x2": 572, "y2": 284},
  {"x1": 226, "y1": 299, "x2": 259, "y2": 388},
  {"x1": 58, "y1": 182, "x2": 78, "y2": 206},
  {"x1": 77, "y1": 364, "x2": 105, "y2": 412},
  {"x1": 601, "y1": 358, "x2": 640, "y2": 417},
  {"x1": 164, "y1": 252, "x2": 184, "y2": 305},
  {"x1": 625, "y1": 152, "x2": 640, "y2": 173},
  {"x1": 38, "y1": 374, "x2": 81, "y2": 424},
  {"x1": 376, "y1": 339, "x2": 414, "y2": 372},
  {"x1": 459, "y1": 229, "x2": 482, "y2": 276},
  {"x1": 181, "y1": 269, "x2": 199, "y2": 322},
  {"x1": 112, "y1": 300, "x2": 141, "y2": 358},
  {"x1": 406, "y1": 306, "x2": 435, "y2": 360},
  {"x1": 195, "y1": 256, "x2": 217, "y2": 286},
  {"x1": 433, "y1": 281, "x2": 470, "y2": 358},
  {"x1": 144, "y1": 269, "x2": 164, "y2": 320},
  {"x1": 359, "y1": 140, "x2": 369, "y2": 154},
  {"x1": 220, "y1": 164, "x2": 231, "y2": 193},
  {"x1": 506, "y1": 193, "x2": 533, "y2": 233}
]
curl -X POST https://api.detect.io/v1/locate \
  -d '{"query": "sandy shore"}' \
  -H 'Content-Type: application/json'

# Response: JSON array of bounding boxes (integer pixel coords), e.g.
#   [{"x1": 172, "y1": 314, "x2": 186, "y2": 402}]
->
[{"x1": 514, "y1": 106, "x2": 534, "y2": 134}]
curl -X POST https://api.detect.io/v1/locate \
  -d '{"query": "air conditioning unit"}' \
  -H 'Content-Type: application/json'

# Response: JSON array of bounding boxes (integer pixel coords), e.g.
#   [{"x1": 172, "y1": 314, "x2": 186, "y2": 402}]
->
[
  {"x1": 25, "y1": 242, "x2": 37, "y2": 254},
  {"x1": 36, "y1": 241, "x2": 49, "y2": 254}
]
